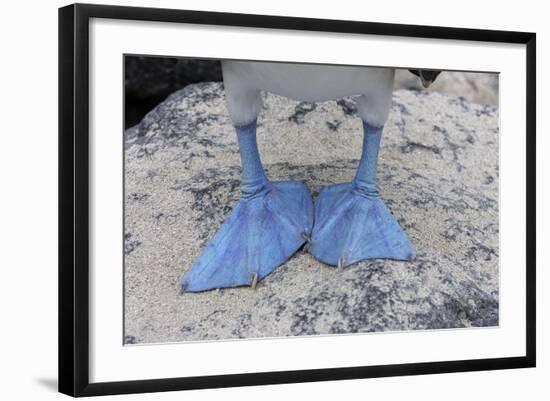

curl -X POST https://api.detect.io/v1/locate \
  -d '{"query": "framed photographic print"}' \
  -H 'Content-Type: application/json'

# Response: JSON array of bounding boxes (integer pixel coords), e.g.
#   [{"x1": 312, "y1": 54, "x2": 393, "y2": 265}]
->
[{"x1": 58, "y1": 3, "x2": 536, "y2": 397}]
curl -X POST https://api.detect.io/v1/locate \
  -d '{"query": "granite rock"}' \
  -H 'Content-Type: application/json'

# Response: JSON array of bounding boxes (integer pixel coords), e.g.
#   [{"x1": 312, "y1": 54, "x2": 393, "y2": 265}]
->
[{"x1": 124, "y1": 82, "x2": 499, "y2": 344}]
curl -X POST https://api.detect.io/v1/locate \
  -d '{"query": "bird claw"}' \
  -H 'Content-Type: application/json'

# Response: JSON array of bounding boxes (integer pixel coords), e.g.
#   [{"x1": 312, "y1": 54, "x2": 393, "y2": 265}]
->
[
  {"x1": 301, "y1": 231, "x2": 312, "y2": 252},
  {"x1": 250, "y1": 272, "x2": 258, "y2": 290}
]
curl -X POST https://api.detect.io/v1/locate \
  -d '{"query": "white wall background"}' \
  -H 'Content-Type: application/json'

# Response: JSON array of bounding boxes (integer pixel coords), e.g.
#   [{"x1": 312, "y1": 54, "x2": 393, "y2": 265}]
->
[{"x1": 0, "y1": 0, "x2": 547, "y2": 399}]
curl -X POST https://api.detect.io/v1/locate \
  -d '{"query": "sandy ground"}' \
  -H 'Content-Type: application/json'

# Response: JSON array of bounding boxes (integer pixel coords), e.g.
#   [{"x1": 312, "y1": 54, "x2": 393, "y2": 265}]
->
[{"x1": 123, "y1": 82, "x2": 499, "y2": 344}]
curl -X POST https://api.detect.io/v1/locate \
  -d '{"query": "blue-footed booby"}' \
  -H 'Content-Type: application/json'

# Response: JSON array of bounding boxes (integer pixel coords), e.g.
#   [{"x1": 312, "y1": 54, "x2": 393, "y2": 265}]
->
[{"x1": 180, "y1": 61, "x2": 440, "y2": 292}]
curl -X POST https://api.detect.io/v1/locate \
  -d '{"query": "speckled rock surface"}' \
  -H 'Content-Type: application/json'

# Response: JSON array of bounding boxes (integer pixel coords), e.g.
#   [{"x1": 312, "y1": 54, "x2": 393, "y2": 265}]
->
[{"x1": 124, "y1": 82, "x2": 499, "y2": 344}]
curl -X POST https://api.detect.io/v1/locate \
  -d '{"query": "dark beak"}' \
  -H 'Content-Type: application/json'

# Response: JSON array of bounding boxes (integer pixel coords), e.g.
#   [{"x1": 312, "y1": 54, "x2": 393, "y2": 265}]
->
[
  {"x1": 408, "y1": 69, "x2": 441, "y2": 88},
  {"x1": 420, "y1": 76, "x2": 432, "y2": 88}
]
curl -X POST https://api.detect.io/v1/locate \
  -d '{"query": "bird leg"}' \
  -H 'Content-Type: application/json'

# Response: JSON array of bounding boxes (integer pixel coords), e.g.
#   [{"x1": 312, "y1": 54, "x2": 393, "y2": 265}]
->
[
  {"x1": 180, "y1": 120, "x2": 314, "y2": 292},
  {"x1": 309, "y1": 121, "x2": 416, "y2": 267}
]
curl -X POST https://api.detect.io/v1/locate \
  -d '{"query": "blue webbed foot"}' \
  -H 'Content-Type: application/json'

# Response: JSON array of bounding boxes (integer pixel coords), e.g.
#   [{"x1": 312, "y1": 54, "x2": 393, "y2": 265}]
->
[
  {"x1": 309, "y1": 182, "x2": 415, "y2": 267},
  {"x1": 180, "y1": 181, "x2": 314, "y2": 292}
]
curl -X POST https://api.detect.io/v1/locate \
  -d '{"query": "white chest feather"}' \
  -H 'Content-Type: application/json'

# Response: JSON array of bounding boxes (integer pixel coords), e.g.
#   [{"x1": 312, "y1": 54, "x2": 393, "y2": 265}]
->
[{"x1": 221, "y1": 61, "x2": 395, "y2": 128}]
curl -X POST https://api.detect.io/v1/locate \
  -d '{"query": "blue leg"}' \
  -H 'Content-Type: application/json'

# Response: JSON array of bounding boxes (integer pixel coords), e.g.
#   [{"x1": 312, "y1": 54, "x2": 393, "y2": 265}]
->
[
  {"x1": 180, "y1": 120, "x2": 314, "y2": 292},
  {"x1": 309, "y1": 121, "x2": 415, "y2": 267}
]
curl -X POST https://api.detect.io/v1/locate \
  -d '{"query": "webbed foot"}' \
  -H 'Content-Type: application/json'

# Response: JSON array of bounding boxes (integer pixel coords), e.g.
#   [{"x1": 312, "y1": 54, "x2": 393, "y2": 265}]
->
[
  {"x1": 180, "y1": 181, "x2": 313, "y2": 292},
  {"x1": 309, "y1": 182, "x2": 415, "y2": 267}
]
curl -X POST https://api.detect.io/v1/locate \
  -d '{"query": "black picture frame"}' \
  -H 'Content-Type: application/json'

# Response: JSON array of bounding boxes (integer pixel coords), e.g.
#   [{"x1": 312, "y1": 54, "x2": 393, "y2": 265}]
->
[{"x1": 59, "y1": 3, "x2": 536, "y2": 397}]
